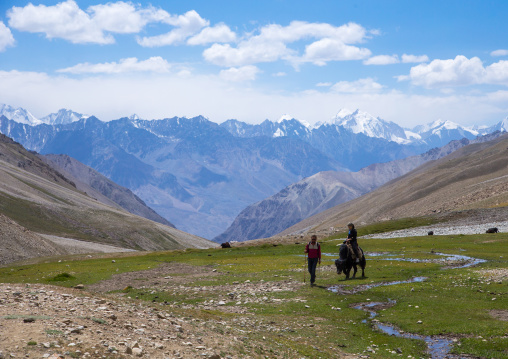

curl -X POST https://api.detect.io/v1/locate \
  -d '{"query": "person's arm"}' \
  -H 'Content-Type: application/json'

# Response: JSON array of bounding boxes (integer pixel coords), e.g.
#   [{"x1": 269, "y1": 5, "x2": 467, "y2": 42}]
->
[
  {"x1": 318, "y1": 244, "x2": 321, "y2": 263},
  {"x1": 304, "y1": 244, "x2": 309, "y2": 253}
]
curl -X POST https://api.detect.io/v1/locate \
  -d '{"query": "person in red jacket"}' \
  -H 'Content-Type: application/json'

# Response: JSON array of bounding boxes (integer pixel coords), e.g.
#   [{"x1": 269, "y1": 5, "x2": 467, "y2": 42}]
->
[{"x1": 304, "y1": 235, "x2": 321, "y2": 286}]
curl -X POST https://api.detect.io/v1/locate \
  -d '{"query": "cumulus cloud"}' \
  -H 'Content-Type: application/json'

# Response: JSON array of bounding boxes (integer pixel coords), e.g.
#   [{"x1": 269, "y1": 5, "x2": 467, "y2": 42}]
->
[
  {"x1": 399, "y1": 55, "x2": 508, "y2": 88},
  {"x1": 302, "y1": 38, "x2": 371, "y2": 65},
  {"x1": 57, "y1": 57, "x2": 172, "y2": 74},
  {"x1": 88, "y1": 2, "x2": 168, "y2": 34},
  {"x1": 330, "y1": 78, "x2": 384, "y2": 93},
  {"x1": 203, "y1": 21, "x2": 373, "y2": 67},
  {"x1": 363, "y1": 54, "x2": 399, "y2": 65},
  {"x1": 187, "y1": 23, "x2": 236, "y2": 45},
  {"x1": 491, "y1": 49, "x2": 508, "y2": 57},
  {"x1": 401, "y1": 54, "x2": 429, "y2": 63},
  {"x1": 7, "y1": 0, "x2": 168, "y2": 44},
  {"x1": 137, "y1": 10, "x2": 208, "y2": 47},
  {"x1": 0, "y1": 22, "x2": 15, "y2": 51},
  {"x1": 219, "y1": 65, "x2": 260, "y2": 82}
]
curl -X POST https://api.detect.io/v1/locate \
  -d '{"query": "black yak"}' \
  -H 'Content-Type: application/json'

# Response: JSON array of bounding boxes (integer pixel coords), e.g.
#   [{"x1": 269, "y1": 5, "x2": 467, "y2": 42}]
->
[{"x1": 334, "y1": 243, "x2": 366, "y2": 280}]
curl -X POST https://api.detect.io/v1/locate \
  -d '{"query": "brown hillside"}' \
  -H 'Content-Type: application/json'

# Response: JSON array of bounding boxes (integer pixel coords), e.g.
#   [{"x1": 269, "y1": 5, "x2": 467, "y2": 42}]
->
[
  {"x1": 0, "y1": 135, "x2": 214, "y2": 265},
  {"x1": 281, "y1": 133, "x2": 508, "y2": 235}
]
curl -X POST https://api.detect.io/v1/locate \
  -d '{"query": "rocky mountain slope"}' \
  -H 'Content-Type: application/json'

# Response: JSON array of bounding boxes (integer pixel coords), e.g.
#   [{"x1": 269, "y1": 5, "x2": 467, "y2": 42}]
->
[
  {"x1": 215, "y1": 137, "x2": 473, "y2": 242},
  {"x1": 44, "y1": 154, "x2": 174, "y2": 227},
  {"x1": 0, "y1": 134, "x2": 213, "y2": 265},
  {"x1": 280, "y1": 133, "x2": 508, "y2": 236}
]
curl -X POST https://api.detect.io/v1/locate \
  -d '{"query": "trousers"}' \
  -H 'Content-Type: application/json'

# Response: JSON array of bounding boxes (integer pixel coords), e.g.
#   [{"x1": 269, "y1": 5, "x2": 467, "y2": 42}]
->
[{"x1": 308, "y1": 257, "x2": 319, "y2": 283}]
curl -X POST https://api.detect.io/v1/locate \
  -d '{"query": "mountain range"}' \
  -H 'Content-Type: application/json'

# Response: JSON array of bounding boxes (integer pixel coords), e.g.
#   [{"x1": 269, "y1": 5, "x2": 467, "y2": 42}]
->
[{"x1": 1, "y1": 103, "x2": 506, "y2": 240}]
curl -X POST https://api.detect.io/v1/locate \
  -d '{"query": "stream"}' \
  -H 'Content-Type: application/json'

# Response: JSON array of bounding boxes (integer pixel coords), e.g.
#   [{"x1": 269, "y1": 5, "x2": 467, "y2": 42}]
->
[
  {"x1": 354, "y1": 302, "x2": 453, "y2": 359},
  {"x1": 327, "y1": 252, "x2": 487, "y2": 358}
]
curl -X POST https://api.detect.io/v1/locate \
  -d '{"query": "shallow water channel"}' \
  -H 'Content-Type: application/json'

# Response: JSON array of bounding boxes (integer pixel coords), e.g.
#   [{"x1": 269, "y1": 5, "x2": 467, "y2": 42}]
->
[
  {"x1": 326, "y1": 252, "x2": 487, "y2": 358},
  {"x1": 354, "y1": 301, "x2": 453, "y2": 359}
]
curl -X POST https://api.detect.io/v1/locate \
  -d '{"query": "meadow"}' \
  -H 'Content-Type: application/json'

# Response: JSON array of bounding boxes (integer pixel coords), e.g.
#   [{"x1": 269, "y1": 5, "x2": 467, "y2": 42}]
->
[{"x1": 0, "y1": 227, "x2": 506, "y2": 358}]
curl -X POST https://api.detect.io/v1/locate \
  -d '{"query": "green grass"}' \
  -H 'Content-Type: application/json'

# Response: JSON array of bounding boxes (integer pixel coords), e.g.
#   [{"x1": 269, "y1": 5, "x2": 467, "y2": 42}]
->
[{"x1": 0, "y1": 230, "x2": 506, "y2": 358}]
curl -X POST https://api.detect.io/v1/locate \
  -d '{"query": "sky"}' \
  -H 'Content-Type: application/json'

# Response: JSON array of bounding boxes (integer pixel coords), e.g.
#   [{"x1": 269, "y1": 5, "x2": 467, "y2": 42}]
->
[{"x1": 0, "y1": 0, "x2": 507, "y2": 128}]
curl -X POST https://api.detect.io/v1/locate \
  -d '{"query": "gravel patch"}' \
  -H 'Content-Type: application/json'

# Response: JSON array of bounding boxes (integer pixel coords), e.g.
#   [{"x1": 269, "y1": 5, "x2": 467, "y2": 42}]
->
[
  {"x1": 362, "y1": 221, "x2": 508, "y2": 239},
  {"x1": 41, "y1": 234, "x2": 138, "y2": 254}
]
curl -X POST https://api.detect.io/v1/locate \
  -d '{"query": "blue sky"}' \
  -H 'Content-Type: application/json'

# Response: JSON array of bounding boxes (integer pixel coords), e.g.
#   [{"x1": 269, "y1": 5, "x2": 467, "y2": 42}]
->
[{"x1": 0, "y1": 0, "x2": 507, "y2": 127}]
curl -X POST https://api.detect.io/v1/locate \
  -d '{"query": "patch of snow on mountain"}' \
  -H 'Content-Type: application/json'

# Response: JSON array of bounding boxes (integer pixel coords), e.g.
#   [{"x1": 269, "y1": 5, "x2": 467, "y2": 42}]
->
[
  {"x1": 404, "y1": 130, "x2": 421, "y2": 141},
  {"x1": 273, "y1": 128, "x2": 284, "y2": 137}
]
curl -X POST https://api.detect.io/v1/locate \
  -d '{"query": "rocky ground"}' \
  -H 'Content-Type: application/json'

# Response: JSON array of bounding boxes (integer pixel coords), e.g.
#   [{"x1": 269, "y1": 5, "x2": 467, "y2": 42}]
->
[{"x1": 0, "y1": 263, "x2": 359, "y2": 359}]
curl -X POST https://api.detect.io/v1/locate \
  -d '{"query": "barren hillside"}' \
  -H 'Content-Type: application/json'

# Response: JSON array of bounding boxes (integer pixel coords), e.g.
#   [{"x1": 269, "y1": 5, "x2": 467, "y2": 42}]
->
[
  {"x1": 0, "y1": 134, "x2": 214, "y2": 265},
  {"x1": 281, "y1": 133, "x2": 508, "y2": 236}
]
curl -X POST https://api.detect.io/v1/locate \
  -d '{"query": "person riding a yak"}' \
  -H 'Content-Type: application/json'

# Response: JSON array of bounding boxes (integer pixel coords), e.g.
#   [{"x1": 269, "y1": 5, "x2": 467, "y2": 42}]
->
[{"x1": 345, "y1": 222, "x2": 362, "y2": 262}]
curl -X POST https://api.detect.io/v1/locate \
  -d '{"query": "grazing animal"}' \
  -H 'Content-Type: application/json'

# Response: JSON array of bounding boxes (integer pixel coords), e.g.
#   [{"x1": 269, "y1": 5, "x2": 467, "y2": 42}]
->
[
  {"x1": 428, "y1": 231, "x2": 434, "y2": 235},
  {"x1": 486, "y1": 227, "x2": 499, "y2": 233},
  {"x1": 334, "y1": 243, "x2": 366, "y2": 280},
  {"x1": 220, "y1": 242, "x2": 231, "y2": 248}
]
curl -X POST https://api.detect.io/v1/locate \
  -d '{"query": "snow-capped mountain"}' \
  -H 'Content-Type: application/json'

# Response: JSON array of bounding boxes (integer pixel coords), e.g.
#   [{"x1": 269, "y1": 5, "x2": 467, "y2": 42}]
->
[
  {"x1": 221, "y1": 117, "x2": 312, "y2": 139},
  {"x1": 487, "y1": 116, "x2": 508, "y2": 133},
  {"x1": 314, "y1": 109, "x2": 410, "y2": 144},
  {"x1": 413, "y1": 119, "x2": 479, "y2": 148},
  {"x1": 40, "y1": 109, "x2": 88, "y2": 125},
  {"x1": 0, "y1": 104, "x2": 41, "y2": 125}
]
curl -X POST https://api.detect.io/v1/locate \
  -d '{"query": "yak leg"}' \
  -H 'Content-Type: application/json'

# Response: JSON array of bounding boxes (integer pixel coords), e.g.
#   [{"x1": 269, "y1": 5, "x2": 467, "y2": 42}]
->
[
  {"x1": 344, "y1": 267, "x2": 350, "y2": 280},
  {"x1": 352, "y1": 264, "x2": 357, "y2": 279}
]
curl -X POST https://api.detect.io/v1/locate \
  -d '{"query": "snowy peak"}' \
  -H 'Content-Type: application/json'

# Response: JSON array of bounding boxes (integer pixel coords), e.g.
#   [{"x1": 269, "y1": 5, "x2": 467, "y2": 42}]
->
[
  {"x1": 414, "y1": 119, "x2": 479, "y2": 138},
  {"x1": 276, "y1": 114, "x2": 311, "y2": 129},
  {"x1": 40, "y1": 109, "x2": 88, "y2": 125},
  {"x1": 487, "y1": 116, "x2": 508, "y2": 133},
  {"x1": 318, "y1": 108, "x2": 410, "y2": 144},
  {"x1": 0, "y1": 104, "x2": 41, "y2": 125}
]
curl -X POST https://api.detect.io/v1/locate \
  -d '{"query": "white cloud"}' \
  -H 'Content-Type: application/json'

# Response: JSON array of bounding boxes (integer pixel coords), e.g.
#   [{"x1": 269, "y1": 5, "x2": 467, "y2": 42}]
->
[
  {"x1": 401, "y1": 54, "x2": 429, "y2": 63},
  {"x1": 400, "y1": 55, "x2": 508, "y2": 88},
  {"x1": 330, "y1": 78, "x2": 383, "y2": 93},
  {"x1": 0, "y1": 21, "x2": 15, "y2": 51},
  {"x1": 302, "y1": 38, "x2": 371, "y2": 65},
  {"x1": 316, "y1": 82, "x2": 332, "y2": 87},
  {"x1": 363, "y1": 54, "x2": 399, "y2": 65},
  {"x1": 187, "y1": 23, "x2": 236, "y2": 45},
  {"x1": 203, "y1": 21, "x2": 372, "y2": 67},
  {"x1": 57, "y1": 57, "x2": 172, "y2": 74},
  {"x1": 88, "y1": 2, "x2": 169, "y2": 34},
  {"x1": 7, "y1": 0, "x2": 168, "y2": 44},
  {"x1": 1, "y1": 69, "x2": 507, "y2": 128},
  {"x1": 273, "y1": 72, "x2": 287, "y2": 77},
  {"x1": 491, "y1": 49, "x2": 508, "y2": 57},
  {"x1": 137, "y1": 10, "x2": 208, "y2": 47},
  {"x1": 219, "y1": 65, "x2": 260, "y2": 82}
]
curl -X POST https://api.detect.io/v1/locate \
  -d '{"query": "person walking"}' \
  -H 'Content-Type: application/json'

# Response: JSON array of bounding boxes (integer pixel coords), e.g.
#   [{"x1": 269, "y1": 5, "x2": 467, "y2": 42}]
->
[{"x1": 304, "y1": 235, "x2": 321, "y2": 286}]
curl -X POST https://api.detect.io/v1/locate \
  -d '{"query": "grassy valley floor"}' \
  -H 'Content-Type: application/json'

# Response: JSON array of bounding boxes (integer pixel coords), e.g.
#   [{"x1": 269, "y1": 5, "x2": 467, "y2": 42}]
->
[{"x1": 0, "y1": 230, "x2": 506, "y2": 358}]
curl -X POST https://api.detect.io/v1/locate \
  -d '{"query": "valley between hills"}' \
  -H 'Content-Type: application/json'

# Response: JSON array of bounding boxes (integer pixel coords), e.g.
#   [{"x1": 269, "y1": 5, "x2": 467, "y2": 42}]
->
[{"x1": 0, "y1": 107, "x2": 507, "y2": 358}]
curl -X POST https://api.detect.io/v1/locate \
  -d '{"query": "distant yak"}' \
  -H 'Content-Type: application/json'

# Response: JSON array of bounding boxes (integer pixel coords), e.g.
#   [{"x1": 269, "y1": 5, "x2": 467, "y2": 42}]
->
[
  {"x1": 428, "y1": 231, "x2": 434, "y2": 236},
  {"x1": 486, "y1": 228, "x2": 499, "y2": 233},
  {"x1": 220, "y1": 242, "x2": 232, "y2": 248}
]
